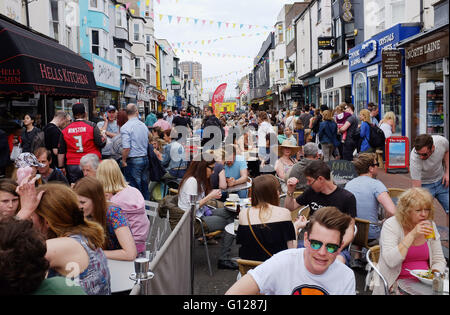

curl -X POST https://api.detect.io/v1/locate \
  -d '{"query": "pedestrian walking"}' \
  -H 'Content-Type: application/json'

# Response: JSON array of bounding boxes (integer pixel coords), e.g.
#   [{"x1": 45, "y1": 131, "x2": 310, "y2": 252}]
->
[
  {"x1": 43, "y1": 111, "x2": 69, "y2": 168},
  {"x1": 120, "y1": 103, "x2": 150, "y2": 200}
]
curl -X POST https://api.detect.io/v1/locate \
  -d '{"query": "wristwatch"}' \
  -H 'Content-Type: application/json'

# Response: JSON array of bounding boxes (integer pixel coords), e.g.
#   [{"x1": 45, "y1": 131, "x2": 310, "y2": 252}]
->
[{"x1": 287, "y1": 191, "x2": 294, "y2": 197}]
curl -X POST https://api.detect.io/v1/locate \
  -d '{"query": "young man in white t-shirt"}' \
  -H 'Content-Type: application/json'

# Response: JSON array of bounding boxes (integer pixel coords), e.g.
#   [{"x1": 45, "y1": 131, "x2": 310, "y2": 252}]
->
[
  {"x1": 410, "y1": 134, "x2": 449, "y2": 216},
  {"x1": 225, "y1": 207, "x2": 356, "y2": 295}
]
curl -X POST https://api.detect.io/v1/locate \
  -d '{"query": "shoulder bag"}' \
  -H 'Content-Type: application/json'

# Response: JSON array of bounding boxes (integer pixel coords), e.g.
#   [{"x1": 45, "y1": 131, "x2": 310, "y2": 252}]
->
[{"x1": 247, "y1": 209, "x2": 272, "y2": 257}]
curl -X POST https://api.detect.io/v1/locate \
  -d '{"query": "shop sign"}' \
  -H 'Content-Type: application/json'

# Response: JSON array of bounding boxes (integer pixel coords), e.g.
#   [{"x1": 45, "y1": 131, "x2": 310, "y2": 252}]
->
[
  {"x1": 318, "y1": 37, "x2": 335, "y2": 50},
  {"x1": 382, "y1": 50, "x2": 402, "y2": 78},
  {"x1": 92, "y1": 55, "x2": 121, "y2": 91},
  {"x1": 325, "y1": 77, "x2": 334, "y2": 89},
  {"x1": 342, "y1": 0, "x2": 353, "y2": 22},
  {"x1": 124, "y1": 82, "x2": 139, "y2": 99},
  {"x1": 291, "y1": 84, "x2": 302, "y2": 99},
  {"x1": 349, "y1": 24, "x2": 421, "y2": 72},
  {"x1": 405, "y1": 32, "x2": 449, "y2": 67}
]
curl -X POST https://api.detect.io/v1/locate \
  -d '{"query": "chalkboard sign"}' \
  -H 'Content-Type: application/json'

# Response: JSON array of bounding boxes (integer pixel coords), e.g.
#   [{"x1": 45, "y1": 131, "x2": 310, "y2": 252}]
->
[{"x1": 327, "y1": 160, "x2": 358, "y2": 187}]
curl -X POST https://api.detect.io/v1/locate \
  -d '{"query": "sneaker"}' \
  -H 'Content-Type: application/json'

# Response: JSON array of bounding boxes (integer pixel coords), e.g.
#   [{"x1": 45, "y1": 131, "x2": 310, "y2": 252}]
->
[{"x1": 217, "y1": 259, "x2": 238, "y2": 270}]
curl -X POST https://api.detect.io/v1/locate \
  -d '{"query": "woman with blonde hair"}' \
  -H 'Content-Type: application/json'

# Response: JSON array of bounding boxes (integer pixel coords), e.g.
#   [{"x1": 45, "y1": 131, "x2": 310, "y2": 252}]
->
[
  {"x1": 358, "y1": 109, "x2": 372, "y2": 153},
  {"x1": 16, "y1": 180, "x2": 111, "y2": 295},
  {"x1": 379, "y1": 111, "x2": 396, "y2": 139},
  {"x1": 96, "y1": 159, "x2": 149, "y2": 255},
  {"x1": 373, "y1": 187, "x2": 446, "y2": 294},
  {"x1": 73, "y1": 176, "x2": 137, "y2": 261},
  {"x1": 236, "y1": 174, "x2": 296, "y2": 262}
]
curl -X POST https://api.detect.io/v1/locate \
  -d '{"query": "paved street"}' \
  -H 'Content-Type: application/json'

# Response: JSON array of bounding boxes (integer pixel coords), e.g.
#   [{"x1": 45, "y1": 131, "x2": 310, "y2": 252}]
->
[{"x1": 193, "y1": 169, "x2": 449, "y2": 295}]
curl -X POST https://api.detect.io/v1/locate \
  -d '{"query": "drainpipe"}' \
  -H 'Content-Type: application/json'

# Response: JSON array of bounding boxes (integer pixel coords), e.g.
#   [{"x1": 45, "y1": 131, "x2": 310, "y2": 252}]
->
[
  {"x1": 24, "y1": 0, "x2": 30, "y2": 27},
  {"x1": 419, "y1": 0, "x2": 424, "y2": 28}
]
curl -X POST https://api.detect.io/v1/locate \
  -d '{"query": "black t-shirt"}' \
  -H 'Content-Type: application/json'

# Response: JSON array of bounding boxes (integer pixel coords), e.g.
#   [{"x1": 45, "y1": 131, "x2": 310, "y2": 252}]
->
[
  {"x1": 43, "y1": 123, "x2": 62, "y2": 167},
  {"x1": 295, "y1": 186, "x2": 357, "y2": 218},
  {"x1": 210, "y1": 163, "x2": 224, "y2": 189}
]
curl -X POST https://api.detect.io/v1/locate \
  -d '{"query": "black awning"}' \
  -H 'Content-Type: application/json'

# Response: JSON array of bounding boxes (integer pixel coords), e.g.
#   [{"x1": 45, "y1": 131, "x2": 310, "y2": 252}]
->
[{"x1": 0, "y1": 16, "x2": 97, "y2": 98}]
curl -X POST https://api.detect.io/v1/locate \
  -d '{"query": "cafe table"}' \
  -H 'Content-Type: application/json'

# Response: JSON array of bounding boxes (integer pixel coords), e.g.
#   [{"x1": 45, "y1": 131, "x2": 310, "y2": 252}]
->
[
  {"x1": 225, "y1": 181, "x2": 252, "y2": 193},
  {"x1": 397, "y1": 278, "x2": 449, "y2": 295},
  {"x1": 107, "y1": 259, "x2": 136, "y2": 293}
]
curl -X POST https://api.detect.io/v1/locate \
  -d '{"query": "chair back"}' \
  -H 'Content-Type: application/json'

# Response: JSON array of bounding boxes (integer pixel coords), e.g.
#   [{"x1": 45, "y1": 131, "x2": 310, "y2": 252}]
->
[
  {"x1": 387, "y1": 188, "x2": 406, "y2": 199},
  {"x1": 353, "y1": 217, "x2": 370, "y2": 248},
  {"x1": 291, "y1": 205, "x2": 310, "y2": 222},
  {"x1": 236, "y1": 259, "x2": 263, "y2": 276},
  {"x1": 366, "y1": 245, "x2": 389, "y2": 295}
]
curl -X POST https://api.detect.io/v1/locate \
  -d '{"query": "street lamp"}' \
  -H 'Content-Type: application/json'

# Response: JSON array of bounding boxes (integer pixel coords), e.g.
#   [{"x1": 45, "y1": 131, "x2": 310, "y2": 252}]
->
[{"x1": 284, "y1": 57, "x2": 293, "y2": 71}]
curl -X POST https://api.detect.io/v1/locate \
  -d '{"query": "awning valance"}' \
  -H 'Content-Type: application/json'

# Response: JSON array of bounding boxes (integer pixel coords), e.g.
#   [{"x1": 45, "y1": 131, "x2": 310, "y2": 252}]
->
[{"x1": 0, "y1": 16, "x2": 97, "y2": 98}]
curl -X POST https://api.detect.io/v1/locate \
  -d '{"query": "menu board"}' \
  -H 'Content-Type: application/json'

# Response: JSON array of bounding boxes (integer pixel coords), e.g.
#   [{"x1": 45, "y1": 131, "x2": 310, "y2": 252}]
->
[
  {"x1": 327, "y1": 160, "x2": 358, "y2": 187},
  {"x1": 386, "y1": 136, "x2": 409, "y2": 173}
]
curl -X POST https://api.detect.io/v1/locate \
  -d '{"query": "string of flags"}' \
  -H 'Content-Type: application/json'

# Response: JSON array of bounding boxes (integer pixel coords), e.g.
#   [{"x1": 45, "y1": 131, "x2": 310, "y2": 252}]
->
[
  {"x1": 155, "y1": 12, "x2": 273, "y2": 30},
  {"x1": 170, "y1": 31, "x2": 270, "y2": 48},
  {"x1": 174, "y1": 48, "x2": 253, "y2": 59}
]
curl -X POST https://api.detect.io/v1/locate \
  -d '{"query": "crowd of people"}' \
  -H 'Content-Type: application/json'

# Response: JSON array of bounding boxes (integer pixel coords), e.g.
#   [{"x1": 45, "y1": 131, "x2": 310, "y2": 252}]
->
[{"x1": 0, "y1": 100, "x2": 448, "y2": 295}]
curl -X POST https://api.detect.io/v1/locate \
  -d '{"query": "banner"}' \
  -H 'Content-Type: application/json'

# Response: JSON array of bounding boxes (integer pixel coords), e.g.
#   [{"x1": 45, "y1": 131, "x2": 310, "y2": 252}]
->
[{"x1": 211, "y1": 83, "x2": 227, "y2": 117}]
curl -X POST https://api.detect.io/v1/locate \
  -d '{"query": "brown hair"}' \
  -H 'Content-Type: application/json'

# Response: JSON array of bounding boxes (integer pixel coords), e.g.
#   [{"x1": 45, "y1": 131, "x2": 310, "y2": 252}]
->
[
  {"x1": 35, "y1": 183, "x2": 105, "y2": 250},
  {"x1": 34, "y1": 147, "x2": 51, "y2": 162},
  {"x1": 258, "y1": 111, "x2": 268, "y2": 121},
  {"x1": 395, "y1": 188, "x2": 435, "y2": 231},
  {"x1": 251, "y1": 174, "x2": 281, "y2": 222},
  {"x1": 322, "y1": 110, "x2": 333, "y2": 121},
  {"x1": 0, "y1": 178, "x2": 18, "y2": 196},
  {"x1": 117, "y1": 109, "x2": 128, "y2": 128},
  {"x1": 179, "y1": 152, "x2": 215, "y2": 195},
  {"x1": 73, "y1": 176, "x2": 108, "y2": 246},
  {"x1": 352, "y1": 153, "x2": 377, "y2": 175},
  {"x1": 414, "y1": 134, "x2": 433, "y2": 151},
  {"x1": 304, "y1": 207, "x2": 352, "y2": 244}
]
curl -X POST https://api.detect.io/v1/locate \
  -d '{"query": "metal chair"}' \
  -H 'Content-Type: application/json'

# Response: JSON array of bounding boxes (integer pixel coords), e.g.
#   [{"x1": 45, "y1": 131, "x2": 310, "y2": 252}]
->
[
  {"x1": 349, "y1": 217, "x2": 380, "y2": 256},
  {"x1": 366, "y1": 245, "x2": 389, "y2": 295},
  {"x1": 195, "y1": 216, "x2": 222, "y2": 277}
]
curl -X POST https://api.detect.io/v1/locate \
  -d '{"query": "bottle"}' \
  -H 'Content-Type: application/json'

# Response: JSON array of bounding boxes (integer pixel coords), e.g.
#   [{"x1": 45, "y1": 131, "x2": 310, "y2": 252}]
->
[
  {"x1": 234, "y1": 204, "x2": 241, "y2": 233},
  {"x1": 432, "y1": 272, "x2": 443, "y2": 295}
]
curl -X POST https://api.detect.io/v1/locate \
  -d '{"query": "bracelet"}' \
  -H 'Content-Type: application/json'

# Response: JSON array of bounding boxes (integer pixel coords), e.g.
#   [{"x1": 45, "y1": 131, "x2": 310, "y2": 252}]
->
[{"x1": 287, "y1": 191, "x2": 294, "y2": 197}]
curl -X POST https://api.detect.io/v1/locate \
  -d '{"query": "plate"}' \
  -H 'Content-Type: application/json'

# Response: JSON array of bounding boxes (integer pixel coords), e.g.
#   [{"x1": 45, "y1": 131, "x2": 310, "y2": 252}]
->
[{"x1": 409, "y1": 269, "x2": 433, "y2": 286}]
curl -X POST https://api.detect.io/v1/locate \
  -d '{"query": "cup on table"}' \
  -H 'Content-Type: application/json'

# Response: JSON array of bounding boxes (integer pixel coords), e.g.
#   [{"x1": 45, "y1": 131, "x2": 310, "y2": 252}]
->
[{"x1": 229, "y1": 193, "x2": 240, "y2": 202}]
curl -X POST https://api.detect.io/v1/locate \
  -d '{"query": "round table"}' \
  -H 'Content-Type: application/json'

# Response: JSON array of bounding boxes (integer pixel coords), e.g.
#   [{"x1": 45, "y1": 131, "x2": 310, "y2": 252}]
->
[
  {"x1": 225, "y1": 181, "x2": 252, "y2": 193},
  {"x1": 225, "y1": 222, "x2": 235, "y2": 236},
  {"x1": 397, "y1": 278, "x2": 449, "y2": 295}
]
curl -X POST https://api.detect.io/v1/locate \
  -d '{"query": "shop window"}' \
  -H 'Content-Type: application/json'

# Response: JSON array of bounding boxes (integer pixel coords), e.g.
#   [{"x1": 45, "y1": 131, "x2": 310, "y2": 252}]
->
[
  {"x1": 91, "y1": 30, "x2": 99, "y2": 56},
  {"x1": 382, "y1": 77, "x2": 402, "y2": 135},
  {"x1": 353, "y1": 72, "x2": 367, "y2": 114},
  {"x1": 369, "y1": 76, "x2": 379, "y2": 106},
  {"x1": 333, "y1": 90, "x2": 340, "y2": 108},
  {"x1": 411, "y1": 60, "x2": 445, "y2": 140},
  {"x1": 49, "y1": 0, "x2": 59, "y2": 41}
]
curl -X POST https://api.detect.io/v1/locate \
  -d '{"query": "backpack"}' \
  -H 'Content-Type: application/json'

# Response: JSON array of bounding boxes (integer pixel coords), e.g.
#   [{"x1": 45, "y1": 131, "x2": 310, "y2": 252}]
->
[
  {"x1": 30, "y1": 131, "x2": 45, "y2": 153},
  {"x1": 368, "y1": 123, "x2": 385, "y2": 148}
]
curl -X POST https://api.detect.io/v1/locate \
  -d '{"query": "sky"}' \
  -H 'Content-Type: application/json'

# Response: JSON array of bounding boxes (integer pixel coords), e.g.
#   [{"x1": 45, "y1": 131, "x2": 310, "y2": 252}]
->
[{"x1": 153, "y1": 0, "x2": 300, "y2": 100}]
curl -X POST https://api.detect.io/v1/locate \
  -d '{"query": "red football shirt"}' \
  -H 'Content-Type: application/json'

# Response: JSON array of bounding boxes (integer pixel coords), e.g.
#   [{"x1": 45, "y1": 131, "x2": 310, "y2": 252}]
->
[{"x1": 60, "y1": 120, "x2": 102, "y2": 165}]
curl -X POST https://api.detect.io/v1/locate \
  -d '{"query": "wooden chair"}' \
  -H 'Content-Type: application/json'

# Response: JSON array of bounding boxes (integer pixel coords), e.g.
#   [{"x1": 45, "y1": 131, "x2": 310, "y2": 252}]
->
[
  {"x1": 375, "y1": 149, "x2": 384, "y2": 169},
  {"x1": 236, "y1": 258, "x2": 263, "y2": 276},
  {"x1": 387, "y1": 188, "x2": 406, "y2": 199},
  {"x1": 349, "y1": 217, "x2": 380, "y2": 255}
]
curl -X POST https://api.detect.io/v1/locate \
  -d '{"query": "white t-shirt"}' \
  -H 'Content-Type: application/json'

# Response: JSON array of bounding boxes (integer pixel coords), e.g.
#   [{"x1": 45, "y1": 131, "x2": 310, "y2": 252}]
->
[
  {"x1": 177, "y1": 177, "x2": 205, "y2": 213},
  {"x1": 257, "y1": 121, "x2": 276, "y2": 147},
  {"x1": 248, "y1": 248, "x2": 355, "y2": 295},
  {"x1": 410, "y1": 135, "x2": 449, "y2": 184}
]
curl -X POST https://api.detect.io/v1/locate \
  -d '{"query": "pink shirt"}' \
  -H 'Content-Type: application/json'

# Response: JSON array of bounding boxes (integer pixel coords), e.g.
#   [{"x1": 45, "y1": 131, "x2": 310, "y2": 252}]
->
[
  {"x1": 153, "y1": 119, "x2": 171, "y2": 131},
  {"x1": 398, "y1": 242, "x2": 430, "y2": 279}
]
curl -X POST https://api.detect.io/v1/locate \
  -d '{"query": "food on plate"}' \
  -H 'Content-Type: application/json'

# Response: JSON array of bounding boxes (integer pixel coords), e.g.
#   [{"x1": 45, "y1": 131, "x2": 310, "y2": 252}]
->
[
  {"x1": 224, "y1": 202, "x2": 235, "y2": 207},
  {"x1": 415, "y1": 269, "x2": 434, "y2": 279}
]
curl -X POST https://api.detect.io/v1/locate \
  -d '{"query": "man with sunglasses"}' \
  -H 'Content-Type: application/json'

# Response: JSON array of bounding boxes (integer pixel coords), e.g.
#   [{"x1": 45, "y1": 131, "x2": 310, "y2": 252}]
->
[
  {"x1": 226, "y1": 207, "x2": 355, "y2": 295},
  {"x1": 410, "y1": 134, "x2": 449, "y2": 216},
  {"x1": 285, "y1": 160, "x2": 356, "y2": 266}
]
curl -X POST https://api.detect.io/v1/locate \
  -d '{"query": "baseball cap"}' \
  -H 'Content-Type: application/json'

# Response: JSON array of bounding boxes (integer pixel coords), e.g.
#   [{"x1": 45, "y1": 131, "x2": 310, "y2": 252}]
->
[
  {"x1": 72, "y1": 103, "x2": 86, "y2": 116},
  {"x1": 106, "y1": 105, "x2": 117, "y2": 112}
]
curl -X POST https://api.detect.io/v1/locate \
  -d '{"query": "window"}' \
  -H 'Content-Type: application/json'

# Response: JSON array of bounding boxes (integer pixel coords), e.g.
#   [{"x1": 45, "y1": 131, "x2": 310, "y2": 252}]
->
[
  {"x1": 103, "y1": 0, "x2": 108, "y2": 14},
  {"x1": 146, "y1": 35, "x2": 151, "y2": 52},
  {"x1": 91, "y1": 30, "x2": 99, "y2": 55},
  {"x1": 65, "y1": 26, "x2": 72, "y2": 50},
  {"x1": 144, "y1": 4, "x2": 150, "y2": 17},
  {"x1": 146, "y1": 64, "x2": 150, "y2": 83},
  {"x1": 134, "y1": 23, "x2": 140, "y2": 42},
  {"x1": 102, "y1": 32, "x2": 109, "y2": 59},
  {"x1": 317, "y1": 0, "x2": 322, "y2": 23},
  {"x1": 279, "y1": 59, "x2": 284, "y2": 79},
  {"x1": 277, "y1": 24, "x2": 283, "y2": 43},
  {"x1": 90, "y1": 0, "x2": 98, "y2": 8},
  {"x1": 49, "y1": 0, "x2": 59, "y2": 41},
  {"x1": 135, "y1": 58, "x2": 141, "y2": 76},
  {"x1": 334, "y1": 18, "x2": 341, "y2": 38},
  {"x1": 353, "y1": 72, "x2": 367, "y2": 114},
  {"x1": 116, "y1": 10, "x2": 122, "y2": 27}
]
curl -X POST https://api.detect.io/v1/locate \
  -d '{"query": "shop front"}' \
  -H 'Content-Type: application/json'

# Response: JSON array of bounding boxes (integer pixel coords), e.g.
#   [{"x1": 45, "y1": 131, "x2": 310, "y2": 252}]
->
[
  {"x1": 317, "y1": 59, "x2": 352, "y2": 109},
  {"x1": 398, "y1": 23, "x2": 449, "y2": 141},
  {"x1": 348, "y1": 23, "x2": 421, "y2": 136},
  {"x1": 300, "y1": 75, "x2": 320, "y2": 108},
  {"x1": 0, "y1": 15, "x2": 97, "y2": 130},
  {"x1": 123, "y1": 78, "x2": 139, "y2": 106}
]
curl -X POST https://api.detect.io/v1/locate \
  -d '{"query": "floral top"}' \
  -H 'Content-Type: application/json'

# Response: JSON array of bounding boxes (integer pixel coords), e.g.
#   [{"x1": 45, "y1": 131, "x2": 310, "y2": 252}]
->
[{"x1": 105, "y1": 205, "x2": 129, "y2": 250}]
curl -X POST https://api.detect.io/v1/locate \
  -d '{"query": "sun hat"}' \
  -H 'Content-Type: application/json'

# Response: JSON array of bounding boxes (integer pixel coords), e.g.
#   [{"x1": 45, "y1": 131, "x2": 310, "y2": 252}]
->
[
  {"x1": 14, "y1": 152, "x2": 45, "y2": 168},
  {"x1": 277, "y1": 140, "x2": 300, "y2": 157}
]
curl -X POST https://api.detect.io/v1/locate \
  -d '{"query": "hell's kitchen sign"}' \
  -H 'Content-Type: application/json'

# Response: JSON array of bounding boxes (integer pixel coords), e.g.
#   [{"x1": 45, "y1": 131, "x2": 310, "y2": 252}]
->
[{"x1": 39, "y1": 63, "x2": 90, "y2": 85}]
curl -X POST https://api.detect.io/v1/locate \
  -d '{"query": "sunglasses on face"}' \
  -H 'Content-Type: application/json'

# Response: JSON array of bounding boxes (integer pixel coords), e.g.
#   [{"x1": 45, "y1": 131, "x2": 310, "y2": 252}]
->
[
  {"x1": 371, "y1": 162, "x2": 379, "y2": 167},
  {"x1": 417, "y1": 151, "x2": 431, "y2": 157},
  {"x1": 308, "y1": 238, "x2": 340, "y2": 254}
]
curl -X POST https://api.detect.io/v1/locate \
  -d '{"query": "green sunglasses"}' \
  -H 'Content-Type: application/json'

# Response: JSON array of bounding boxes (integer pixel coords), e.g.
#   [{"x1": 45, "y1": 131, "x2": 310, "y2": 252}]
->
[{"x1": 308, "y1": 238, "x2": 340, "y2": 254}]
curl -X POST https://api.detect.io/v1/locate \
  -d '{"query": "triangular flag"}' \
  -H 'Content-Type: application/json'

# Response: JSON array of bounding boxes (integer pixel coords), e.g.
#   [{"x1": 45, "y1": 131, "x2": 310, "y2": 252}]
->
[
  {"x1": 159, "y1": 14, "x2": 163, "y2": 21},
  {"x1": 168, "y1": 15, "x2": 173, "y2": 23},
  {"x1": 177, "y1": 16, "x2": 181, "y2": 23},
  {"x1": 202, "y1": 20, "x2": 206, "y2": 25},
  {"x1": 125, "y1": 3, "x2": 130, "y2": 9},
  {"x1": 240, "y1": 24, "x2": 244, "y2": 29},
  {"x1": 218, "y1": 21, "x2": 222, "y2": 28},
  {"x1": 146, "y1": 0, "x2": 150, "y2": 5},
  {"x1": 226, "y1": 23, "x2": 229, "y2": 28},
  {"x1": 156, "y1": 0, "x2": 160, "y2": 4},
  {"x1": 194, "y1": 18, "x2": 198, "y2": 24}
]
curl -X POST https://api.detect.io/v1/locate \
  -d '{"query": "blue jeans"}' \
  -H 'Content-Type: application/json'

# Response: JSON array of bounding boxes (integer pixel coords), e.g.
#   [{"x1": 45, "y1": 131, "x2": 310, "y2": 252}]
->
[
  {"x1": 422, "y1": 178, "x2": 449, "y2": 214},
  {"x1": 124, "y1": 156, "x2": 150, "y2": 200}
]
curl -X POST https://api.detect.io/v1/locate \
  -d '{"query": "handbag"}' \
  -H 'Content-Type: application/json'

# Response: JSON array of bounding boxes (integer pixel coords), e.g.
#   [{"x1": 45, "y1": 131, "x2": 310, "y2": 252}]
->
[
  {"x1": 247, "y1": 209, "x2": 272, "y2": 257},
  {"x1": 10, "y1": 144, "x2": 22, "y2": 161}
]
